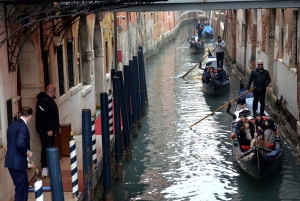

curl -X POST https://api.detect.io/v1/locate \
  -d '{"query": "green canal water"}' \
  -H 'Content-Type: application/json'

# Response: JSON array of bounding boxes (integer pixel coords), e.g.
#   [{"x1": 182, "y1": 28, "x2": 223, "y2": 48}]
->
[{"x1": 112, "y1": 22, "x2": 300, "y2": 201}]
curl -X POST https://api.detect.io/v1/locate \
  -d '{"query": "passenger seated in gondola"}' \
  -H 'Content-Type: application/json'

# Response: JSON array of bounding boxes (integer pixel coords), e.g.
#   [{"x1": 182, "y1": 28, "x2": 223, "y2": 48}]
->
[
  {"x1": 235, "y1": 114, "x2": 255, "y2": 146},
  {"x1": 263, "y1": 119, "x2": 276, "y2": 145},
  {"x1": 237, "y1": 98, "x2": 247, "y2": 110},
  {"x1": 254, "y1": 113, "x2": 265, "y2": 130},
  {"x1": 250, "y1": 129, "x2": 268, "y2": 148},
  {"x1": 189, "y1": 38, "x2": 196, "y2": 48},
  {"x1": 209, "y1": 67, "x2": 215, "y2": 76},
  {"x1": 202, "y1": 68, "x2": 212, "y2": 84},
  {"x1": 240, "y1": 122, "x2": 254, "y2": 142},
  {"x1": 196, "y1": 38, "x2": 204, "y2": 47},
  {"x1": 213, "y1": 64, "x2": 227, "y2": 84}
]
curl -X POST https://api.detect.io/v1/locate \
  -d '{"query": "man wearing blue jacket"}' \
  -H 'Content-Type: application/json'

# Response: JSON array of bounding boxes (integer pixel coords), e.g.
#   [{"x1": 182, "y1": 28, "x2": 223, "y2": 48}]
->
[
  {"x1": 246, "y1": 60, "x2": 271, "y2": 117},
  {"x1": 5, "y1": 106, "x2": 33, "y2": 201}
]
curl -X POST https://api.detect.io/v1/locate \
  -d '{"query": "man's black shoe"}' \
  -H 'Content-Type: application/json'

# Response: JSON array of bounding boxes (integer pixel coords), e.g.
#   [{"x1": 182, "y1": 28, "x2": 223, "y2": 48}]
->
[
  {"x1": 260, "y1": 112, "x2": 266, "y2": 117},
  {"x1": 252, "y1": 112, "x2": 257, "y2": 118}
]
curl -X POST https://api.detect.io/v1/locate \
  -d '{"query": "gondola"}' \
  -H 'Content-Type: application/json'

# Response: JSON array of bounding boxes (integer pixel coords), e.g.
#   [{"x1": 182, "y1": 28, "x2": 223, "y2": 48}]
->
[
  {"x1": 189, "y1": 44, "x2": 205, "y2": 54},
  {"x1": 188, "y1": 36, "x2": 205, "y2": 54},
  {"x1": 202, "y1": 25, "x2": 214, "y2": 38},
  {"x1": 226, "y1": 85, "x2": 284, "y2": 179},
  {"x1": 201, "y1": 56, "x2": 230, "y2": 95}
]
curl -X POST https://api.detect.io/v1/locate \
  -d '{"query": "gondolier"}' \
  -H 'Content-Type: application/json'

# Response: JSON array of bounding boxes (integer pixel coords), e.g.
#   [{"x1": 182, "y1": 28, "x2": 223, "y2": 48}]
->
[
  {"x1": 196, "y1": 21, "x2": 204, "y2": 38},
  {"x1": 245, "y1": 60, "x2": 271, "y2": 117},
  {"x1": 213, "y1": 36, "x2": 225, "y2": 66}
]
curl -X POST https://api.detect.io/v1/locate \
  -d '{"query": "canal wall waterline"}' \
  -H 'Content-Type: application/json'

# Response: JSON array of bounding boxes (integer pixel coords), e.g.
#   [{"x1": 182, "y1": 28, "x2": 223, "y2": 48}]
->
[{"x1": 143, "y1": 18, "x2": 196, "y2": 63}]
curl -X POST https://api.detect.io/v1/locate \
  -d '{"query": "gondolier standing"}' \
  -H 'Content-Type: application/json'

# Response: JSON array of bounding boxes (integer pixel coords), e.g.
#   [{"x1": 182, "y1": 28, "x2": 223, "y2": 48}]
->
[
  {"x1": 196, "y1": 21, "x2": 204, "y2": 39},
  {"x1": 213, "y1": 36, "x2": 225, "y2": 66},
  {"x1": 246, "y1": 60, "x2": 271, "y2": 117}
]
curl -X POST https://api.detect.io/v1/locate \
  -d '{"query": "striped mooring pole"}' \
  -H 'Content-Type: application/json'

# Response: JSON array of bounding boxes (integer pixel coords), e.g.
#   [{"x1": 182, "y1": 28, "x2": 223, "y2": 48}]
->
[
  {"x1": 91, "y1": 117, "x2": 97, "y2": 164},
  {"x1": 34, "y1": 168, "x2": 44, "y2": 201},
  {"x1": 69, "y1": 131, "x2": 79, "y2": 198},
  {"x1": 108, "y1": 93, "x2": 113, "y2": 134}
]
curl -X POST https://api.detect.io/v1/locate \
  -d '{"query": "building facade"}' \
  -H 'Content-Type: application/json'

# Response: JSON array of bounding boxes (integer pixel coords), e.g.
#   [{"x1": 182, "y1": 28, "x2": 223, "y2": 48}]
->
[{"x1": 0, "y1": 3, "x2": 195, "y2": 199}]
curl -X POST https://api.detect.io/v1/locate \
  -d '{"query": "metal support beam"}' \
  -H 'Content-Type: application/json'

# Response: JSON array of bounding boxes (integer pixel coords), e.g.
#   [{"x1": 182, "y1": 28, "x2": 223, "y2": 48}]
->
[{"x1": 111, "y1": 1, "x2": 300, "y2": 11}]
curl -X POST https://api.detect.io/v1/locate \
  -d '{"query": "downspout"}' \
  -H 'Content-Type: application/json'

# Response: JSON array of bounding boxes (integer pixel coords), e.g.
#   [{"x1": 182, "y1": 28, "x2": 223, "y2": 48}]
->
[
  {"x1": 114, "y1": 12, "x2": 118, "y2": 71},
  {"x1": 243, "y1": 9, "x2": 248, "y2": 75}
]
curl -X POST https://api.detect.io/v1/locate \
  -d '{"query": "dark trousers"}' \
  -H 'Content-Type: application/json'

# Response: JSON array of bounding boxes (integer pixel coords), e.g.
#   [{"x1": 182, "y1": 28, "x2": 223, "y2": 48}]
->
[
  {"x1": 216, "y1": 51, "x2": 224, "y2": 66},
  {"x1": 40, "y1": 132, "x2": 55, "y2": 168},
  {"x1": 253, "y1": 90, "x2": 266, "y2": 114},
  {"x1": 9, "y1": 168, "x2": 28, "y2": 201},
  {"x1": 198, "y1": 30, "x2": 202, "y2": 38}
]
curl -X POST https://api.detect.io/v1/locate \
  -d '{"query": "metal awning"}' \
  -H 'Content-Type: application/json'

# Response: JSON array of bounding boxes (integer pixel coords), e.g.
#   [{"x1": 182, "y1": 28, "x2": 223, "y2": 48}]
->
[{"x1": 0, "y1": 0, "x2": 164, "y2": 71}]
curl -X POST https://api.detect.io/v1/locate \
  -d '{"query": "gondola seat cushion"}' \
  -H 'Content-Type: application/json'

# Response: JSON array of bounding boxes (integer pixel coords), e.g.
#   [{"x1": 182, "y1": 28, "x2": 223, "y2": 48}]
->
[
  {"x1": 263, "y1": 149, "x2": 281, "y2": 159},
  {"x1": 241, "y1": 145, "x2": 251, "y2": 151},
  {"x1": 268, "y1": 142, "x2": 275, "y2": 149}
]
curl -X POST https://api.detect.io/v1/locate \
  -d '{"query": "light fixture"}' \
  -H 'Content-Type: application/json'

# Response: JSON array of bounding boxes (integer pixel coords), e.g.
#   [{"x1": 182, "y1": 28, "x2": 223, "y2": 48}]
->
[{"x1": 117, "y1": 25, "x2": 123, "y2": 33}]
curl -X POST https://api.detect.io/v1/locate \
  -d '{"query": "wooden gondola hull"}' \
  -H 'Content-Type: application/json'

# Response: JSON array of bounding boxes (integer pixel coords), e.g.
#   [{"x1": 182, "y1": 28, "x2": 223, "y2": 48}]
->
[
  {"x1": 232, "y1": 140, "x2": 283, "y2": 179},
  {"x1": 189, "y1": 46, "x2": 204, "y2": 54},
  {"x1": 228, "y1": 85, "x2": 284, "y2": 179},
  {"x1": 202, "y1": 81, "x2": 230, "y2": 95},
  {"x1": 203, "y1": 33, "x2": 214, "y2": 38}
]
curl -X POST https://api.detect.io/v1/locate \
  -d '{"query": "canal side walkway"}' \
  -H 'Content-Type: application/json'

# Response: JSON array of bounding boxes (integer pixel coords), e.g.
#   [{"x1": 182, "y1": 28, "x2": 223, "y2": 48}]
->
[{"x1": 27, "y1": 110, "x2": 115, "y2": 201}]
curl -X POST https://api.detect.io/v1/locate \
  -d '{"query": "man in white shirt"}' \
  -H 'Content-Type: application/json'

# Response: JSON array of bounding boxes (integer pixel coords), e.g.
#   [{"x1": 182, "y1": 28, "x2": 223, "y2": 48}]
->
[{"x1": 213, "y1": 36, "x2": 226, "y2": 66}]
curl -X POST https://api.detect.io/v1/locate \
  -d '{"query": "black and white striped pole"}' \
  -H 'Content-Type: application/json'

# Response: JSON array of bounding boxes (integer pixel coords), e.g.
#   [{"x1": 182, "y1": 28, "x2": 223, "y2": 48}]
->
[
  {"x1": 108, "y1": 93, "x2": 114, "y2": 135},
  {"x1": 69, "y1": 131, "x2": 79, "y2": 198},
  {"x1": 91, "y1": 117, "x2": 97, "y2": 164},
  {"x1": 34, "y1": 168, "x2": 44, "y2": 201}
]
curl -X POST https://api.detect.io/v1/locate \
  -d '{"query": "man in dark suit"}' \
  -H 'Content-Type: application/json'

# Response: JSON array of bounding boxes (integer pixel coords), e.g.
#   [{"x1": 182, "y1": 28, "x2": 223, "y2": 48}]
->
[{"x1": 5, "y1": 106, "x2": 34, "y2": 201}]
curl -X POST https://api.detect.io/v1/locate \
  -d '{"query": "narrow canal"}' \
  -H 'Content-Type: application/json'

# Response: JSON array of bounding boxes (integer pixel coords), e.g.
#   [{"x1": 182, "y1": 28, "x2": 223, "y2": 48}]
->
[{"x1": 112, "y1": 22, "x2": 300, "y2": 201}]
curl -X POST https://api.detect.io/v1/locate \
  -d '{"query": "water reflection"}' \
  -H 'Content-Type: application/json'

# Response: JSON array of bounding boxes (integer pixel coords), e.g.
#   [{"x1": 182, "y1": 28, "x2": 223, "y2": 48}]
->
[{"x1": 112, "y1": 21, "x2": 300, "y2": 201}]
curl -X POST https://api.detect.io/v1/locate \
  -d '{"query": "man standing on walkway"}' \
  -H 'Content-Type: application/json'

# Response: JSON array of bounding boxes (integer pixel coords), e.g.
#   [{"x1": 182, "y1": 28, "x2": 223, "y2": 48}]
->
[
  {"x1": 246, "y1": 60, "x2": 271, "y2": 117},
  {"x1": 5, "y1": 106, "x2": 34, "y2": 201},
  {"x1": 36, "y1": 84, "x2": 60, "y2": 177},
  {"x1": 196, "y1": 20, "x2": 204, "y2": 39},
  {"x1": 213, "y1": 36, "x2": 226, "y2": 66}
]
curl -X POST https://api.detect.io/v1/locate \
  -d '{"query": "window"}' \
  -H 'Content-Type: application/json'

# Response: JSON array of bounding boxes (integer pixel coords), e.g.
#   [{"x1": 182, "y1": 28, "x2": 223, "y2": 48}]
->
[
  {"x1": 278, "y1": 9, "x2": 285, "y2": 59},
  {"x1": 56, "y1": 45, "x2": 65, "y2": 96},
  {"x1": 42, "y1": 51, "x2": 50, "y2": 89},
  {"x1": 67, "y1": 40, "x2": 75, "y2": 88}
]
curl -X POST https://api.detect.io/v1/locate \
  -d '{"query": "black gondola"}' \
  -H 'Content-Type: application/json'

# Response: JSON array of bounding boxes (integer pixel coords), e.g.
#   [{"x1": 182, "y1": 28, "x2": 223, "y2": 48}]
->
[
  {"x1": 226, "y1": 85, "x2": 284, "y2": 179},
  {"x1": 188, "y1": 36, "x2": 205, "y2": 54},
  {"x1": 201, "y1": 55, "x2": 230, "y2": 95}
]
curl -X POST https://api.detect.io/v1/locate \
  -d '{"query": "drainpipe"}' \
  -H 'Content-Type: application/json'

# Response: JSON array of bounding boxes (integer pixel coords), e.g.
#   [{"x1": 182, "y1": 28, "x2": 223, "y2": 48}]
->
[
  {"x1": 114, "y1": 12, "x2": 118, "y2": 71},
  {"x1": 243, "y1": 9, "x2": 248, "y2": 74}
]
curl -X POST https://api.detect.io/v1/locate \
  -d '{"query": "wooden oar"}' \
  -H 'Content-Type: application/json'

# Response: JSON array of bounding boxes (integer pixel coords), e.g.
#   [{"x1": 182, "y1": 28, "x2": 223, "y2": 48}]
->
[
  {"x1": 181, "y1": 48, "x2": 215, "y2": 79},
  {"x1": 175, "y1": 38, "x2": 189, "y2": 48},
  {"x1": 189, "y1": 87, "x2": 256, "y2": 129}
]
